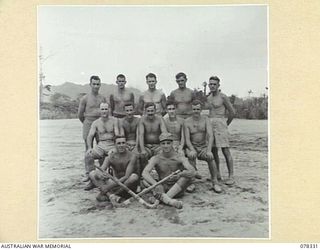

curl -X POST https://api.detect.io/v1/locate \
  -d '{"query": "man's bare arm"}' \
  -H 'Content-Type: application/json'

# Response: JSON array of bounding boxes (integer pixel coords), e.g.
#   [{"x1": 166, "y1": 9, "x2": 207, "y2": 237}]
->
[
  {"x1": 137, "y1": 96, "x2": 144, "y2": 115},
  {"x1": 100, "y1": 156, "x2": 111, "y2": 171},
  {"x1": 179, "y1": 156, "x2": 196, "y2": 178},
  {"x1": 109, "y1": 94, "x2": 115, "y2": 116},
  {"x1": 138, "y1": 119, "x2": 146, "y2": 152},
  {"x1": 222, "y1": 94, "x2": 236, "y2": 125},
  {"x1": 159, "y1": 116, "x2": 168, "y2": 133},
  {"x1": 78, "y1": 96, "x2": 87, "y2": 123},
  {"x1": 114, "y1": 118, "x2": 122, "y2": 136},
  {"x1": 142, "y1": 157, "x2": 158, "y2": 185},
  {"x1": 160, "y1": 94, "x2": 167, "y2": 116},
  {"x1": 205, "y1": 117, "x2": 214, "y2": 153},
  {"x1": 184, "y1": 122, "x2": 196, "y2": 152},
  {"x1": 179, "y1": 119, "x2": 185, "y2": 149},
  {"x1": 130, "y1": 92, "x2": 135, "y2": 105},
  {"x1": 118, "y1": 154, "x2": 137, "y2": 183},
  {"x1": 86, "y1": 122, "x2": 97, "y2": 149}
]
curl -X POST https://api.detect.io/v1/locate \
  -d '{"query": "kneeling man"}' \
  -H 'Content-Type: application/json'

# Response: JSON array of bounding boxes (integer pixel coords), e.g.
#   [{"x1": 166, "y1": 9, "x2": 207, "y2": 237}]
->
[
  {"x1": 89, "y1": 136, "x2": 139, "y2": 202},
  {"x1": 142, "y1": 132, "x2": 195, "y2": 209}
]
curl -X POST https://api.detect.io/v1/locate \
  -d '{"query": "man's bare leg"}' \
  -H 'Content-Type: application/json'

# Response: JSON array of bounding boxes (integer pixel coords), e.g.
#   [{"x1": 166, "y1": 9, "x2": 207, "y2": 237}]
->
[
  {"x1": 222, "y1": 147, "x2": 235, "y2": 185},
  {"x1": 82, "y1": 142, "x2": 90, "y2": 182},
  {"x1": 212, "y1": 147, "x2": 222, "y2": 181},
  {"x1": 207, "y1": 160, "x2": 222, "y2": 193},
  {"x1": 84, "y1": 152, "x2": 98, "y2": 190}
]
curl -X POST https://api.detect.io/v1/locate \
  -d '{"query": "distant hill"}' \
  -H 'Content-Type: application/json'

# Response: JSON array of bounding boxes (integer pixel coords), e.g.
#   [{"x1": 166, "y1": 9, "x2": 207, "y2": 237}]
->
[{"x1": 48, "y1": 82, "x2": 142, "y2": 102}]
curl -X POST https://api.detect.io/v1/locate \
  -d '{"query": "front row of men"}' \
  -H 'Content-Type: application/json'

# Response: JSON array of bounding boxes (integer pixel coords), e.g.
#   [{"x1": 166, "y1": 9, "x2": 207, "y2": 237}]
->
[{"x1": 83, "y1": 99, "x2": 230, "y2": 209}]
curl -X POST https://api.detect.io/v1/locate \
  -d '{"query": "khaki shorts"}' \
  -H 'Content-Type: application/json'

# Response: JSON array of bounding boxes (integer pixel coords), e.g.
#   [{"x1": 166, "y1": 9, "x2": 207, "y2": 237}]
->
[
  {"x1": 186, "y1": 144, "x2": 209, "y2": 161},
  {"x1": 210, "y1": 117, "x2": 230, "y2": 148},
  {"x1": 87, "y1": 140, "x2": 115, "y2": 158}
]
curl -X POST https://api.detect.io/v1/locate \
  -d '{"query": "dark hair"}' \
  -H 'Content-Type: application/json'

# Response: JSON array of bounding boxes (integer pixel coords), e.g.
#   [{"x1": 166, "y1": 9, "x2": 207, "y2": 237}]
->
[
  {"x1": 166, "y1": 100, "x2": 176, "y2": 108},
  {"x1": 145, "y1": 102, "x2": 156, "y2": 110},
  {"x1": 124, "y1": 102, "x2": 134, "y2": 108},
  {"x1": 116, "y1": 74, "x2": 126, "y2": 79},
  {"x1": 209, "y1": 76, "x2": 220, "y2": 83},
  {"x1": 114, "y1": 135, "x2": 127, "y2": 142},
  {"x1": 175, "y1": 72, "x2": 187, "y2": 79},
  {"x1": 146, "y1": 73, "x2": 157, "y2": 80},
  {"x1": 192, "y1": 99, "x2": 203, "y2": 107},
  {"x1": 90, "y1": 75, "x2": 101, "y2": 83}
]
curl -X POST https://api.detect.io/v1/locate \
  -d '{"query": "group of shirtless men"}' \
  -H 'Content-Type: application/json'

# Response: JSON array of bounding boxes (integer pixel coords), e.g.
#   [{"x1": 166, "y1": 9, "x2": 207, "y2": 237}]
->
[{"x1": 78, "y1": 72, "x2": 236, "y2": 209}]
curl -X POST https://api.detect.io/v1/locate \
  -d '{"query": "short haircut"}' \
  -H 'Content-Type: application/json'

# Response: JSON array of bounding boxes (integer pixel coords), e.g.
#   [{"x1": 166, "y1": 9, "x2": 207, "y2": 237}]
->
[
  {"x1": 209, "y1": 76, "x2": 220, "y2": 83},
  {"x1": 192, "y1": 99, "x2": 203, "y2": 107},
  {"x1": 116, "y1": 74, "x2": 126, "y2": 79},
  {"x1": 100, "y1": 102, "x2": 109, "y2": 108},
  {"x1": 146, "y1": 73, "x2": 157, "y2": 80},
  {"x1": 175, "y1": 72, "x2": 187, "y2": 79},
  {"x1": 145, "y1": 102, "x2": 156, "y2": 110},
  {"x1": 124, "y1": 102, "x2": 134, "y2": 108},
  {"x1": 166, "y1": 100, "x2": 176, "y2": 108},
  {"x1": 114, "y1": 135, "x2": 126, "y2": 142},
  {"x1": 90, "y1": 75, "x2": 101, "y2": 83}
]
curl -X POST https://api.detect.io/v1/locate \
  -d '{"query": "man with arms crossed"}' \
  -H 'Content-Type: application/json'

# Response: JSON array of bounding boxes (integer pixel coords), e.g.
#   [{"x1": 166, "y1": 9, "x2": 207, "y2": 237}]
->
[
  {"x1": 89, "y1": 136, "x2": 139, "y2": 202},
  {"x1": 206, "y1": 76, "x2": 236, "y2": 185},
  {"x1": 138, "y1": 73, "x2": 166, "y2": 116},
  {"x1": 142, "y1": 132, "x2": 195, "y2": 209},
  {"x1": 84, "y1": 102, "x2": 121, "y2": 190},
  {"x1": 184, "y1": 100, "x2": 222, "y2": 193},
  {"x1": 139, "y1": 102, "x2": 167, "y2": 161},
  {"x1": 78, "y1": 75, "x2": 107, "y2": 181},
  {"x1": 169, "y1": 72, "x2": 195, "y2": 119},
  {"x1": 109, "y1": 74, "x2": 135, "y2": 118}
]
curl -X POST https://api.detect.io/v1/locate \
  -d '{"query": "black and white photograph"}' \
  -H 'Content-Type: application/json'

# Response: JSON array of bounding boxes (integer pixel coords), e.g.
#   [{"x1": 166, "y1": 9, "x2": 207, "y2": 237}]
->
[{"x1": 38, "y1": 5, "x2": 269, "y2": 238}]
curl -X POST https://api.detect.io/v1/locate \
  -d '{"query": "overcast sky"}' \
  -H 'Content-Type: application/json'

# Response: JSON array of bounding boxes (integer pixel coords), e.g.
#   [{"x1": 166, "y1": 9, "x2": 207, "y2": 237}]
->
[{"x1": 38, "y1": 5, "x2": 268, "y2": 97}]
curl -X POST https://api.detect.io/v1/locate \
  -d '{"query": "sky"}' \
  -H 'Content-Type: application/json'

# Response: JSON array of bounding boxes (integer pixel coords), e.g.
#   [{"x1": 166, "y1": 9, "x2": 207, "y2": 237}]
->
[{"x1": 38, "y1": 5, "x2": 268, "y2": 97}]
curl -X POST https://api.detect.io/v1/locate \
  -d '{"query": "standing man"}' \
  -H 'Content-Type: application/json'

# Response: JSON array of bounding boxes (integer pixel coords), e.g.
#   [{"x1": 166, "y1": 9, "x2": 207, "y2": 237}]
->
[
  {"x1": 164, "y1": 100, "x2": 185, "y2": 155},
  {"x1": 139, "y1": 102, "x2": 167, "y2": 161},
  {"x1": 110, "y1": 74, "x2": 135, "y2": 118},
  {"x1": 206, "y1": 76, "x2": 236, "y2": 185},
  {"x1": 184, "y1": 100, "x2": 222, "y2": 193},
  {"x1": 142, "y1": 132, "x2": 195, "y2": 209},
  {"x1": 84, "y1": 102, "x2": 121, "y2": 190},
  {"x1": 78, "y1": 75, "x2": 107, "y2": 181},
  {"x1": 89, "y1": 136, "x2": 139, "y2": 202},
  {"x1": 138, "y1": 73, "x2": 166, "y2": 116},
  {"x1": 169, "y1": 72, "x2": 195, "y2": 119}
]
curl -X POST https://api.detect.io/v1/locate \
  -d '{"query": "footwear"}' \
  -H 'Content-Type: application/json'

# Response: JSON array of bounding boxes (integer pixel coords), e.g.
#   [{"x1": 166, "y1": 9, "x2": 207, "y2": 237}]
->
[
  {"x1": 212, "y1": 183, "x2": 222, "y2": 193},
  {"x1": 96, "y1": 192, "x2": 109, "y2": 202},
  {"x1": 82, "y1": 175, "x2": 90, "y2": 182},
  {"x1": 225, "y1": 177, "x2": 235, "y2": 186},
  {"x1": 186, "y1": 183, "x2": 196, "y2": 193},
  {"x1": 84, "y1": 181, "x2": 95, "y2": 191}
]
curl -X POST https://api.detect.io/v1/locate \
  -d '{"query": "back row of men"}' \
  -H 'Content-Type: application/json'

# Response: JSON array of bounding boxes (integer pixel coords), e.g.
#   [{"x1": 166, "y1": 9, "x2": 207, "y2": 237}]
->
[{"x1": 78, "y1": 72, "x2": 236, "y2": 209}]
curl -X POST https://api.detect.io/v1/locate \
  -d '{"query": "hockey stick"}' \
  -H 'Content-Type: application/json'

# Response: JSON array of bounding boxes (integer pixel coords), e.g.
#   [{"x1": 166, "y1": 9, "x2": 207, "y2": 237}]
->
[
  {"x1": 122, "y1": 169, "x2": 181, "y2": 205},
  {"x1": 95, "y1": 166, "x2": 158, "y2": 209}
]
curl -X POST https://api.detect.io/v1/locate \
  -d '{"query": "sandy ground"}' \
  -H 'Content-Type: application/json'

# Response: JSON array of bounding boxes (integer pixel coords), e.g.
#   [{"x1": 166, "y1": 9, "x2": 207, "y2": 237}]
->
[{"x1": 39, "y1": 119, "x2": 268, "y2": 238}]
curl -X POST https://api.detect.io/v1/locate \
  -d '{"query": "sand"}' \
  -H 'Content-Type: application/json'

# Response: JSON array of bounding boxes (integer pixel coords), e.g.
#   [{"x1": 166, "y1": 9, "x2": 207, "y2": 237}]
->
[{"x1": 39, "y1": 119, "x2": 268, "y2": 238}]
